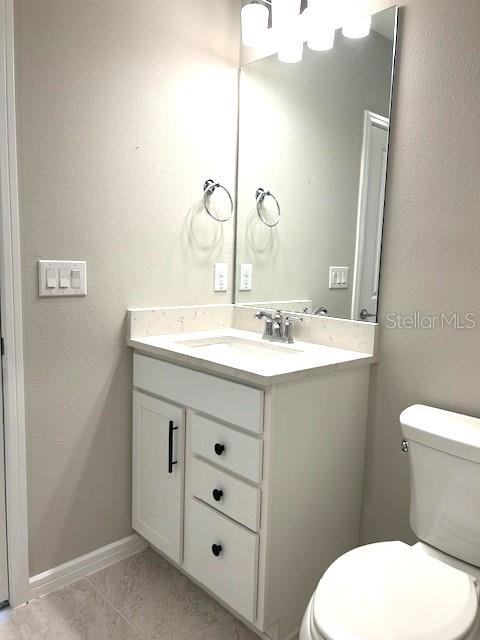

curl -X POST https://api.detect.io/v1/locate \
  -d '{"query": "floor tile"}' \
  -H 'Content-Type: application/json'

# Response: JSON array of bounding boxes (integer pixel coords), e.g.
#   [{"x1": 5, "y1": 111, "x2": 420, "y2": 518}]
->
[
  {"x1": 1, "y1": 549, "x2": 262, "y2": 640},
  {"x1": 198, "y1": 614, "x2": 262, "y2": 640},
  {"x1": 89, "y1": 548, "x2": 259, "y2": 640},
  {"x1": 0, "y1": 578, "x2": 141, "y2": 640}
]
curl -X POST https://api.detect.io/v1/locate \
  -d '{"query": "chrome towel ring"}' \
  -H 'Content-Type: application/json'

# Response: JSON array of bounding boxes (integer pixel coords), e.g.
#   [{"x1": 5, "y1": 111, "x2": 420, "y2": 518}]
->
[
  {"x1": 256, "y1": 188, "x2": 281, "y2": 227},
  {"x1": 203, "y1": 179, "x2": 234, "y2": 222}
]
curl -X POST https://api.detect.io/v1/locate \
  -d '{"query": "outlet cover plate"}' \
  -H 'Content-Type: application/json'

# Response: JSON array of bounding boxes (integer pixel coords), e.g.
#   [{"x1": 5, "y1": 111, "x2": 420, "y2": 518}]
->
[
  {"x1": 239, "y1": 263, "x2": 253, "y2": 291},
  {"x1": 214, "y1": 263, "x2": 228, "y2": 292}
]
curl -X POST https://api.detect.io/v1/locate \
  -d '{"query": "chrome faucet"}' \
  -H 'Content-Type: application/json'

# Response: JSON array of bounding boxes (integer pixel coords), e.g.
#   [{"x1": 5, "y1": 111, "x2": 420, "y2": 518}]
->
[
  {"x1": 254, "y1": 310, "x2": 274, "y2": 340},
  {"x1": 255, "y1": 309, "x2": 302, "y2": 344},
  {"x1": 313, "y1": 306, "x2": 328, "y2": 316}
]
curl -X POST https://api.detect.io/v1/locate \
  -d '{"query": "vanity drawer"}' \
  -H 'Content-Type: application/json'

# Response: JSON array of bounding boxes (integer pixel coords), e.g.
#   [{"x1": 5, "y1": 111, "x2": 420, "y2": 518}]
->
[
  {"x1": 184, "y1": 498, "x2": 258, "y2": 622},
  {"x1": 190, "y1": 413, "x2": 263, "y2": 483},
  {"x1": 190, "y1": 456, "x2": 261, "y2": 532},
  {"x1": 133, "y1": 353, "x2": 264, "y2": 433}
]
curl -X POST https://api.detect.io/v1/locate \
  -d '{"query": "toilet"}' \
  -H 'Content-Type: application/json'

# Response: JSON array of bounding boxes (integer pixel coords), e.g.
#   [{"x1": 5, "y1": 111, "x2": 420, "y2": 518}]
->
[{"x1": 300, "y1": 404, "x2": 480, "y2": 640}]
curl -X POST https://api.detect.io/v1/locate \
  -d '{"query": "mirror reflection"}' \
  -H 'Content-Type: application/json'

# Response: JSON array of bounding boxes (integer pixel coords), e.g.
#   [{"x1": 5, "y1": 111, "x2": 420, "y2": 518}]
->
[{"x1": 235, "y1": 7, "x2": 397, "y2": 322}]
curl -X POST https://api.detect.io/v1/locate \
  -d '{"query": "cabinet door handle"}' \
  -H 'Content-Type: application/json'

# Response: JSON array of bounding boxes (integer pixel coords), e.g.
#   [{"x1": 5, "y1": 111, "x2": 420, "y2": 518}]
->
[
  {"x1": 214, "y1": 443, "x2": 225, "y2": 456},
  {"x1": 168, "y1": 420, "x2": 178, "y2": 474},
  {"x1": 211, "y1": 543, "x2": 223, "y2": 557},
  {"x1": 212, "y1": 489, "x2": 223, "y2": 502}
]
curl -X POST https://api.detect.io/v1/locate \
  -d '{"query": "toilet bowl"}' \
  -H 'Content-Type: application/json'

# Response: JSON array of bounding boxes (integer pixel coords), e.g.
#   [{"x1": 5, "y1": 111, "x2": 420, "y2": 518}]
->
[
  {"x1": 300, "y1": 541, "x2": 480, "y2": 640},
  {"x1": 300, "y1": 405, "x2": 480, "y2": 640}
]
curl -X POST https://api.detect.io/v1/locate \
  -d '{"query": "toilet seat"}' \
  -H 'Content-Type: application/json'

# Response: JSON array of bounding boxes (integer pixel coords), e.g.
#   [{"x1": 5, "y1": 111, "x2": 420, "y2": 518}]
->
[{"x1": 310, "y1": 541, "x2": 478, "y2": 640}]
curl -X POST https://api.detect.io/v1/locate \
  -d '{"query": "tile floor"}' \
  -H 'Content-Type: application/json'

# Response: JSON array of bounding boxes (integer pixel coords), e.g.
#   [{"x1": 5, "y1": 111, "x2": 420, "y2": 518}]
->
[{"x1": 0, "y1": 548, "x2": 260, "y2": 639}]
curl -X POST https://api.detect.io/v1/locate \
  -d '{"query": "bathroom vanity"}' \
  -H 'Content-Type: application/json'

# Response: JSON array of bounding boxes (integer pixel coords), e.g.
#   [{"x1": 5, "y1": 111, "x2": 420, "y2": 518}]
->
[{"x1": 127, "y1": 305, "x2": 377, "y2": 640}]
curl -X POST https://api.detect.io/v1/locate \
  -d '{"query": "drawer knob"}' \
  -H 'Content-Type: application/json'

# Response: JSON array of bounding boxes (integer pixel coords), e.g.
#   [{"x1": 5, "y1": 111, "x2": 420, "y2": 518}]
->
[
  {"x1": 214, "y1": 443, "x2": 225, "y2": 456},
  {"x1": 211, "y1": 544, "x2": 223, "y2": 557},
  {"x1": 212, "y1": 489, "x2": 224, "y2": 502}
]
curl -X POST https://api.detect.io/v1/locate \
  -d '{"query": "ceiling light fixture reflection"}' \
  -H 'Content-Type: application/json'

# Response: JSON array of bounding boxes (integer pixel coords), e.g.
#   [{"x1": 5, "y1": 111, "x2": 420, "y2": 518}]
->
[
  {"x1": 240, "y1": 0, "x2": 372, "y2": 62},
  {"x1": 272, "y1": 0, "x2": 304, "y2": 63},
  {"x1": 305, "y1": 0, "x2": 335, "y2": 52},
  {"x1": 241, "y1": 1, "x2": 270, "y2": 48},
  {"x1": 342, "y1": 0, "x2": 371, "y2": 38}
]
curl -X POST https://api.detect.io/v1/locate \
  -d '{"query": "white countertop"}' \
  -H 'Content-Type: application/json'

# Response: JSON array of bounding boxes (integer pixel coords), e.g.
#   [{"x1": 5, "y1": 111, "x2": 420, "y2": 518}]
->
[{"x1": 127, "y1": 328, "x2": 375, "y2": 386}]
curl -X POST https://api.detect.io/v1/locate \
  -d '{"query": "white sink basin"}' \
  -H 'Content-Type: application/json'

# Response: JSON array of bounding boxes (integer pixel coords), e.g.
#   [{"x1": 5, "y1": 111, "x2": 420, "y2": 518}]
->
[{"x1": 174, "y1": 335, "x2": 303, "y2": 359}]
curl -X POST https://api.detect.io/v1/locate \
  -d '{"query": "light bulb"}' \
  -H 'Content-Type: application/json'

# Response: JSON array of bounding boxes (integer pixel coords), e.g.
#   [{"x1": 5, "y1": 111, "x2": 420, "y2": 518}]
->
[
  {"x1": 308, "y1": 27, "x2": 335, "y2": 51},
  {"x1": 342, "y1": 14, "x2": 371, "y2": 38},
  {"x1": 341, "y1": 0, "x2": 371, "y2": 38},
  {"x1": 241, "y1": 2, "x2": 269, "y2": 48},
  {"x1": 272, "y1": 0, "x2": 298, "y2": 31},
  {"x1": 278, "y1": 39, "x2": 304, "y2": 63},
  {"x1": 272, "y1": 0, "x2": 303, "y2": 63},
  {"x1": 305, "y1": 1, "x2": 336, "y2": 52}
]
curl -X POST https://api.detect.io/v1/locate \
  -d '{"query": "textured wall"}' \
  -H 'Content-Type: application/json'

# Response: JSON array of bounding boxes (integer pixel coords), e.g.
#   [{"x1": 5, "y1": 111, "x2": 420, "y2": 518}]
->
[
  {"x1": 360, "y1": 0, "x2": 480, "y2": 544},
  {"x1": 15, "y1": 0, "x2": 240, "y2": 575},
  {"x1": 15, "y1": 0, "x2": 480, "y2": 578},
  {"x1": 236, "y1": 32, "x2": 393, "y2": 318}
]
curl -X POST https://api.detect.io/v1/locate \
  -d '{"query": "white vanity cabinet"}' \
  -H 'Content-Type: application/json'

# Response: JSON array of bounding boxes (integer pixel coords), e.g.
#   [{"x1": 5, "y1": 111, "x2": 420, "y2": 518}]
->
[{"x1": 132, "y1": 351, "x2": 370, "y2": 640}]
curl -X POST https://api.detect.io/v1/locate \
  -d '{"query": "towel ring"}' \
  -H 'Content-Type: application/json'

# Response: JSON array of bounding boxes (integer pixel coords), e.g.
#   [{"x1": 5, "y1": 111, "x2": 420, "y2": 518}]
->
[
  {"x1": 203, "y1": 179, "x2": 234, "y2": 222},
  {"x1": 256, "y1": 188, "x2": 281, "y2": 227}
]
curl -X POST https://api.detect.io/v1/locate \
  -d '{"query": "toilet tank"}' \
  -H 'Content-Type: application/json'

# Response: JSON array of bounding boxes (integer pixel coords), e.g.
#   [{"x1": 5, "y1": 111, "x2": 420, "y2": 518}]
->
[{"x1": 401, "y1": 404, "x2": 480, "y2": 567}]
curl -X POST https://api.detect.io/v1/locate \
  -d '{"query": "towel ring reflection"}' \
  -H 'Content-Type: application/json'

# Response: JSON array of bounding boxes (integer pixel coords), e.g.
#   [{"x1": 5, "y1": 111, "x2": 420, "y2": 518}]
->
[
  {"x1": 203, "y1": 179, "x2": 234, "y2": 222},
  {"x1": 256, "y1": 188, "x2": 281, "y2": 227}
]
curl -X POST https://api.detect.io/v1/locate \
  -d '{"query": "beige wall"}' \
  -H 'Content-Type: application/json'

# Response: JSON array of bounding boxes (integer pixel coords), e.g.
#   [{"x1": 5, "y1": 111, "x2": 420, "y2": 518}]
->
[
  {"x1": 15, "y1": 0, "x2": 240, "y2": 575},
  {"x1": 360, "y1": 0, "x2": 480, "y2": 545},
  {"x1": 236, "y1": 31, "x2": 393, "y2": 318},
  {"x1": 14, "y1": 0, "x2": 480, "y2": 578}
]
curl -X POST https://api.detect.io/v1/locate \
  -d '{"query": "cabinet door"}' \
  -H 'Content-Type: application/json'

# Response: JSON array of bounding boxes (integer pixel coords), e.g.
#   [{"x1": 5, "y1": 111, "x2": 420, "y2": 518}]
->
[{"x1": 132, "y1": 390, "x2": 184, "y2": 563}]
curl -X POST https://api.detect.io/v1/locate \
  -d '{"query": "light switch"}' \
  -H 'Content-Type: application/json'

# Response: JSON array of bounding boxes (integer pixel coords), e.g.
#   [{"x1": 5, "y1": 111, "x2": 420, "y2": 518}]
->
[
  {"x1": 59, "y1": 269, "x2": 69, "y2": 288},
  {"x1": 71, "y1": 269, "x2": 81, "y2": 289},
  {"x1": 329, "y1": 266, "x2": 349, "y2": 290},
  {"x1": 38, "y1": 260, "x2": 87, "y2": 297},
  {"x1": 214, "y1": 263, "x2": 228, "y2": 292},
  {"x1": 46, "y1": 269, "x2": 56, "y2": 288}
]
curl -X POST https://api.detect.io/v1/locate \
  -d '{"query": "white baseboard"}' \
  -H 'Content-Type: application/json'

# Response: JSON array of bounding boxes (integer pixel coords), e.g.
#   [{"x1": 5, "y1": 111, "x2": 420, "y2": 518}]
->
[{"x1": 28, "y1": 534, "x2": 147, "y2": 601}]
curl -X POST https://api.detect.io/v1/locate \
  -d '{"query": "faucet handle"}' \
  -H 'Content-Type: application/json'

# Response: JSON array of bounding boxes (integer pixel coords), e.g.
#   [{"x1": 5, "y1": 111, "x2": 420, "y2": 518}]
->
[
  {"x1": 255, "y1": 310, "x2": 274, "y2": 339},
  {"x1": 285, "y1": 313, "x2": 304, "y2": 323},
  {"x1": 254, "y1": 310, "x2": 273, "y2": 320},
  {"x1": 284, "y1": 314, "x2": 303, "y2": 344}
]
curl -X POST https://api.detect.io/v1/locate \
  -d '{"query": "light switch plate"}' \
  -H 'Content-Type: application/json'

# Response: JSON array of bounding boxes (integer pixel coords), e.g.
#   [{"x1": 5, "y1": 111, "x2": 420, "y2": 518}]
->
[
  {"x1": 329, "y1": 266, "x2": 349, "y2": 289},
  {"x1": 239, "y1": 263, "x2": 253, "y2": 291},
  {"x1": 214, "y1": 263, "x2": 228, "y2": 292},
  {"x1": 38, "y1": 260, "x2": 87, "y2": 297}
]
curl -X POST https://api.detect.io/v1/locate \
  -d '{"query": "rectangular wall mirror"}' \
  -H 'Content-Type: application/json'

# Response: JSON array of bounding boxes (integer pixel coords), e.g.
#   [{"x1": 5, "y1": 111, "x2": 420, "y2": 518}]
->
[{"x1": 235, "y1": 6, "x2": 398, "y2": 322}]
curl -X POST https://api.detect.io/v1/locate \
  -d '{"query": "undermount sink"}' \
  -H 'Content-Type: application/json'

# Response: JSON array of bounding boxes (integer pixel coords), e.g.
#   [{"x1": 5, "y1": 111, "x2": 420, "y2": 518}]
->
[{"x1": 174, "y1": 335, "x2": 303, "y2": 359}]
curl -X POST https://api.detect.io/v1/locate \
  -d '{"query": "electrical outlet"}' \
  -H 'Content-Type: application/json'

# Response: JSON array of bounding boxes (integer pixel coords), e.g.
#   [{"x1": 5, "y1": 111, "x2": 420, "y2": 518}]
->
[
  {"x1": 214, "y1": 263, "x2": 228, "y2": 292},
  {"x1": 239, "y1": 264, "x2": 253, "y2": 291}
]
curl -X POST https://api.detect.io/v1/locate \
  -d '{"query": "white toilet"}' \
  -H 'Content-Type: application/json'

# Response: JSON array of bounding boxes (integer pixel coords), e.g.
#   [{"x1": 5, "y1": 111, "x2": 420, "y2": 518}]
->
[{"x1": 300, "y1": 404, "x2": 480, "y2": 640}]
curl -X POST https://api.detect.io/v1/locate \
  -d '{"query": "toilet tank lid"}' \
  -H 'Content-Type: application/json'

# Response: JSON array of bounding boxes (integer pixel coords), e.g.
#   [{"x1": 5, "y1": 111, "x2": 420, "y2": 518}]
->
[{"x1": 401, "y1": 404, "x2": 480, "y2": 463}]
